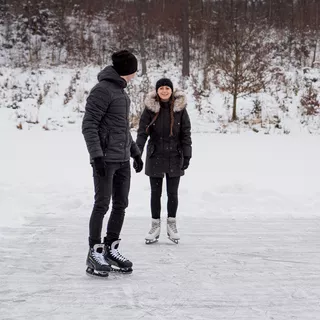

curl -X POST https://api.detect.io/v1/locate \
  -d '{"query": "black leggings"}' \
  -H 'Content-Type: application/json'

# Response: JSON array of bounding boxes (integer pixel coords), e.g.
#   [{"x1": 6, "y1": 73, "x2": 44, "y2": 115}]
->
[{"x1": 149, "y1": 174, "x2": 180, "y2": 219}]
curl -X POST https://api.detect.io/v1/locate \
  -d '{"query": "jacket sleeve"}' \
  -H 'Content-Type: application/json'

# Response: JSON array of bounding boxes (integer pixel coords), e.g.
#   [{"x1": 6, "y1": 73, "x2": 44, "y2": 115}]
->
[
  {"x1": 129, "y1": 132, "x2": 141, "y2": 158},
  {"x1": 180, "y1": 108, "x2": 192, "y2": 158},
  {"x1": 82, "y1": 87, "x2": 111, "y2": 159},
  {"x1": 136, "y1": 107, "x2": 151, "y2": 155}
]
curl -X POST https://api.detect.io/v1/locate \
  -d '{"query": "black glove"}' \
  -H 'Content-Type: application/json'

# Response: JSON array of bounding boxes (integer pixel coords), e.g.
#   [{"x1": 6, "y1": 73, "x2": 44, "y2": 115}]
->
[
  {"x1": 181, "y1": 157, "x2": 190, "y2": 170},
  {"x1": 93, "y1": 157, "x2": 106, "y2": 177},
  {"x1": 133, "y1": 155, "x2": 144, "y2": 173}
]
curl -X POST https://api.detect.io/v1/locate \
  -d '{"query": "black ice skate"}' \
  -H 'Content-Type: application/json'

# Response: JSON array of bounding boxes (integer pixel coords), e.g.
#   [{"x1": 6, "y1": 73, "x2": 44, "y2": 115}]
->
[
  {"x1": 103, "y1": 239, "x2": 133, "y2": 274},
  {"x1": 86, "y1": 244, "x2": 111, "y2": 278}
]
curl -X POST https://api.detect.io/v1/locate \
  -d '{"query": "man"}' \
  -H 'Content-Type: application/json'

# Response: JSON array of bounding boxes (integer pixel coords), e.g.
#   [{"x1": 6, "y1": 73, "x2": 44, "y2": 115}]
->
[{"x1": 82, "y1": 50, "x2": 144, "y2": 277}]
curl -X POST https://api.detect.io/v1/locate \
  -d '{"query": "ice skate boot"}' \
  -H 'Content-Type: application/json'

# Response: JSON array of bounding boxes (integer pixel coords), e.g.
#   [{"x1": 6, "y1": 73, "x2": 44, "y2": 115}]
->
[
  {"x1": 86, "y1": 244, "x2": 110, "y2": 278},
  {"x1": 145, "y1": 218, "x2": 161, "y2": 244},
  {"x1": 103, "y1": 239, "x2": 133, "y2": 274},
  {"x1": 167, "y1": 217, "x2": 180, "y2": 244}
]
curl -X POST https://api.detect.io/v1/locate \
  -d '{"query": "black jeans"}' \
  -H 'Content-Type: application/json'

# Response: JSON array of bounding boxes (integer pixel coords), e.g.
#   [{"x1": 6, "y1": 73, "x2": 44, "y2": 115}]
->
[
  {"x1": 89, "y1": 161, "x2": 130, "y2": 247},
  {"x1": 149, "y1": 174, "x2": 180, "y2": 219}
]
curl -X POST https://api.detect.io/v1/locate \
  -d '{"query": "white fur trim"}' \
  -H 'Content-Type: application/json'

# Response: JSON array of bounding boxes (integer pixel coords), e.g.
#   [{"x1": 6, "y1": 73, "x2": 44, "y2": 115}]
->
[{"x1": 144, "y1": 89, "x2": 187, "y2": 113}]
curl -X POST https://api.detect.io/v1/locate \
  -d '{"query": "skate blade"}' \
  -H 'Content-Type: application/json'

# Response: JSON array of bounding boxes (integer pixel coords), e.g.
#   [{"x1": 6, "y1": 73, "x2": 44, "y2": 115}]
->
[
  {"x1": 168, "y1": 237, "x2": 179, "y2": 244},
  {"x1": 110, "y1": 266, "x2": 133, "y2": 274},
  {"x1": 145, "y1": 238, "x2": 159, "y2": 244},
  {"x1": 145, "y1": 235, "x2": 159, "y2": 245},
  {"x1": 86, "y1": 267, "x2": 109, "y2": 278}
]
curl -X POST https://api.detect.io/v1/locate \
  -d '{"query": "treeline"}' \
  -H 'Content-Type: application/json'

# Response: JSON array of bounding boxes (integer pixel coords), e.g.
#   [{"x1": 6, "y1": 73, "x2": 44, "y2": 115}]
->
[
  {"x1": 1, "y1": 0, "x2": 320, "y2": 122},
  {"x1": 1, "y1": 0, "x2": 319, "y2": 70}
]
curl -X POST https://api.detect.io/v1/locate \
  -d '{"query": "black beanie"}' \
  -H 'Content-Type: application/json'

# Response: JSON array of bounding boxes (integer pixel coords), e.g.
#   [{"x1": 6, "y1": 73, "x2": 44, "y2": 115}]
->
[
  {"x1": 112, "y1": 50, "x2": 138, "y2": 76},
  {"x1": 156, "y1": 78, "x2": 173, "y2": 92}
]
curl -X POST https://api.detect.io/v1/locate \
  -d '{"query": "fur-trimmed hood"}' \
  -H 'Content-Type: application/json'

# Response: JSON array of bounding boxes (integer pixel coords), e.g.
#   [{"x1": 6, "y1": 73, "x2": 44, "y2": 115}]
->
[{"x1": 144, "y1": 90, "x2": 187, "y2": 113}]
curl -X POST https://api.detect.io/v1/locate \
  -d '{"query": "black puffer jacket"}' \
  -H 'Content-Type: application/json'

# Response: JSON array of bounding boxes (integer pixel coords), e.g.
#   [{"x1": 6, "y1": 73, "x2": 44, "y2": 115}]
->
[
  {"x1": 136, "y1": 90, "x2": 192, "y2": 177},
  {"x1": 82, "y1": 66, "x2": 140, "y2": 162}
]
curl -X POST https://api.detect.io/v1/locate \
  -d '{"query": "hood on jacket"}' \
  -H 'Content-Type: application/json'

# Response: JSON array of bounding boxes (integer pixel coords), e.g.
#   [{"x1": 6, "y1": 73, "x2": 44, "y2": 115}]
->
[
  {"x1": 144, "y1": 90, "x2": 187, "y2": 113},
  {"x1": 97, "y1": 66, "x2": 127, "y2": 88}
]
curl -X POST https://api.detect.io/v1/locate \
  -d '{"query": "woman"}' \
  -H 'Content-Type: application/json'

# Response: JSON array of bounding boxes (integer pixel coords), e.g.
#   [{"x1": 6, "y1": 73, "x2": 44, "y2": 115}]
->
[{"x1": 136, "y1": 78, "x2": 192, "y2": 244}]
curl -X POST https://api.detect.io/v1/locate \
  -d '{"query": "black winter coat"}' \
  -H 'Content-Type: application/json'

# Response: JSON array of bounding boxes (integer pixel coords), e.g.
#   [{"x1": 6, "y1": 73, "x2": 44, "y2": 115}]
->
[
  {"x1": 136, "y1": 90, "x2": 192, "y2": 177},
  {"x1": 82, "y1": 66, "x2": 140, "y2": 162}
]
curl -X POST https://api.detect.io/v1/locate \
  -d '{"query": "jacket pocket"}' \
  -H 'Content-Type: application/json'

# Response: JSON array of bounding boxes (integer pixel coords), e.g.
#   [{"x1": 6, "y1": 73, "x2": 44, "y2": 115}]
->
[{"x1": 147, "y1": 144, "x2": 155, "y2": 158}]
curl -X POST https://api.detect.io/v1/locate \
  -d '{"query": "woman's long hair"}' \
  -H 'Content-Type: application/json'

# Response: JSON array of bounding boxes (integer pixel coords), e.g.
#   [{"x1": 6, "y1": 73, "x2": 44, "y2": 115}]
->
[{"x1": 146, "y1": 94, "x2": 175, "y2": 137}]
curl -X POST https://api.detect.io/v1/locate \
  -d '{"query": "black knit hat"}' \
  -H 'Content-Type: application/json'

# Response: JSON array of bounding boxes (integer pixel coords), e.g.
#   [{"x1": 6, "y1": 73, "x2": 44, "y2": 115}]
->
[
  {"x1": 112, "y1": 50, "x2": 138, "y2": 76},
  {"x1": 156, "y1": 78, "x2": 173, "y2": 92}
]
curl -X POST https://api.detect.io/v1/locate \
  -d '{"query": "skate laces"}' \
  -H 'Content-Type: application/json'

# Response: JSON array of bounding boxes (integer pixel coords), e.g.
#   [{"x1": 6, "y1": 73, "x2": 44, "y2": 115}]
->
[
  {"x1": 168, "y1": 221, "x2": 178, "y2": 233},
  {"x1": 109, "y1": 240, "x2": 127, "y2": 262},
  {"x1": 149, "y1": 221, "x2": 160, "y2": 234},
  {"x1": 110, "y1": 248, "x2": 127, "y2": 262},
  {"x1": 92, "y1": 246, "x2": 108, "y2": 266}
]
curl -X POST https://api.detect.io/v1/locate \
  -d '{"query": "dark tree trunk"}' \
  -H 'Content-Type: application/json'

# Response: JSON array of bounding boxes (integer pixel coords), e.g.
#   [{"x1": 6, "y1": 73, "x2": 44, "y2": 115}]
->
[
  {"x1": 181, "y1": 0, "x2": 190, "y2": 77},
  {"x1": 135, "y1": 0, "x2": 147, "y2": 75}
]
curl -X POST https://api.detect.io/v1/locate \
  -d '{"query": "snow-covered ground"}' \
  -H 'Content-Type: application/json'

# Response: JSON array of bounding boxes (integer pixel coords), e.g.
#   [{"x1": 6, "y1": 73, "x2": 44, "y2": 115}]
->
[
  {"x1": 1, "y1": 64, "x2": 320, "y2": 135},
  {"x1": 0, "y1": 131, "x2": 320, "y2": 319}
]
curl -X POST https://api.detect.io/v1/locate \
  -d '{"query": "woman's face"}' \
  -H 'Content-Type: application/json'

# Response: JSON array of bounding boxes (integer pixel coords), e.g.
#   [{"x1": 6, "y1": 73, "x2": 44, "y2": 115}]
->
[{"x1": 157, "y1": 86, "x2": 172, "y2": 101}]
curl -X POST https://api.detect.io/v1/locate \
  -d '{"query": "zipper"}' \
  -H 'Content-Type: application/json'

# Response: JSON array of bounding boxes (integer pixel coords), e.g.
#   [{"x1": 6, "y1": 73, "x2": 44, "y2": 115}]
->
[{"x1": 124, "y1": 90, "x2": 129, "y2": 161}]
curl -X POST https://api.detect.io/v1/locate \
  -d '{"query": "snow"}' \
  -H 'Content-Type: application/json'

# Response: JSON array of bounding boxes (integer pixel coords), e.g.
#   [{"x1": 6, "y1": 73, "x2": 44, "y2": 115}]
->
[
  {"x1": 1, "y1": 63, "x2": 320, "y2": 134},
  {"x1": 1, "y1": 131, "x2": 320, "y2": 319}
]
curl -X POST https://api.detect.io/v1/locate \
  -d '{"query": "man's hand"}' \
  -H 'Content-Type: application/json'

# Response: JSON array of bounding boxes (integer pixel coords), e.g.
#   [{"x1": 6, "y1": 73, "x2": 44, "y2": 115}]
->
[
  {"x1": 133, "y1": 155, "x2": 144, "y2": 173},
  {"x1": 93, "y1": 157, "x2": 106, "y2": 177}
]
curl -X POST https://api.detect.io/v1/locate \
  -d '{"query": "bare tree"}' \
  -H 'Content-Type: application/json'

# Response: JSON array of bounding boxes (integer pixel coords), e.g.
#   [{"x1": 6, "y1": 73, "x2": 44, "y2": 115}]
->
[{"x1": 213, "y1": 21, "x2": 272, "y2": 121}]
